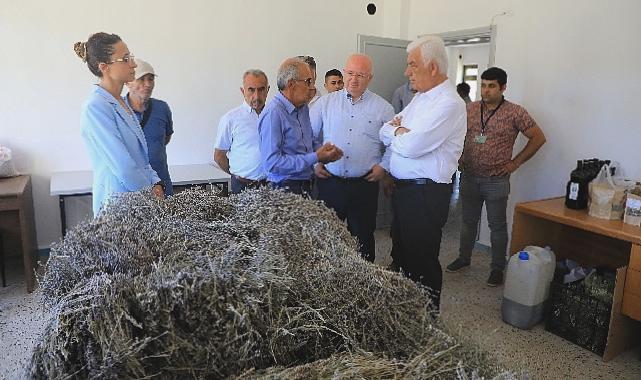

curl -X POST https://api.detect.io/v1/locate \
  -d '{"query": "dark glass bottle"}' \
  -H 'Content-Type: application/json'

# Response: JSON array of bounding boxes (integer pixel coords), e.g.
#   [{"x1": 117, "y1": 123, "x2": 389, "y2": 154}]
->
[{"x1": 565, "y1": 160, "x2": 589, "y2": 209}]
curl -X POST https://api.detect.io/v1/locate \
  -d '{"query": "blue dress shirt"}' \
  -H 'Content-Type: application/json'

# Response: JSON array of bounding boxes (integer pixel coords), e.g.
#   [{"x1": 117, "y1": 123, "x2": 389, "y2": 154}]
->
[
  {"x1": 81, "y1": 85, "x2": 160, "y2": 215},
  {"x1": 127, "y1": 97, "x2": 174, "y2": 196},
  {"x1": 310, "y1": 89, "x2": 395, "y2": 177},
  {"x1": 258, "y1": 91, "x2": 320, "y2": 183}
]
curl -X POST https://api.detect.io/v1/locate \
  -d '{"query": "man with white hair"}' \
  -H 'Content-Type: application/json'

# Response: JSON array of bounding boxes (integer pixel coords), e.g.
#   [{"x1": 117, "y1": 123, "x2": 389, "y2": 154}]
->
[
  {"x1": 259, "y1": 58, "x2": 342, "y2": 195},
  {"x1": 379, "y1": 35, "x2": 467, "y2": 310},
  {"x1": 214, "y1": 69, "x2": 269, "y2": 194},
  {"x1": 126, "y1": 58, "x2": 174, "y2": 196}
]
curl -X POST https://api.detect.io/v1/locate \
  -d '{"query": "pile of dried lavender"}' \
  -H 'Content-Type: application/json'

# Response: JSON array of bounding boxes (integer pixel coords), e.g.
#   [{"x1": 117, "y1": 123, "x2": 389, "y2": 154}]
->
[{"x1": 29, "y1": 188, "x2": 521, "y2": 379}]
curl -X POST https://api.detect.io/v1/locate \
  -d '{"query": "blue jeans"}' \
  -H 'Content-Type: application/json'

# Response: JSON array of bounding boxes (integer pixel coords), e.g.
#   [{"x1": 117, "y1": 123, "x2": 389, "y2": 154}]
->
[{"x1": 458, "y1": 173, "x2": 510, "y2": 271}]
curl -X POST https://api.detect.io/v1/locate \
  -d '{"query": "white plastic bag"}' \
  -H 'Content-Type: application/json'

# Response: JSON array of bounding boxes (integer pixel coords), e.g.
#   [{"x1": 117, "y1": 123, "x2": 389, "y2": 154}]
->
[
  {"x1": 588, "y1": 164, "x2": 627, "y2": 220},
  {"x1": 0, "y1": 146, "x2": 19, "y2": 178}
]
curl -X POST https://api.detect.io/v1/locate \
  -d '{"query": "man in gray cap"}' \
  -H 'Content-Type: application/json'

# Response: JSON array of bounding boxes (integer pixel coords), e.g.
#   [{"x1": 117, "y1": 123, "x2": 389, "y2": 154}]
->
[{"x1": 125, "y1": 58, "x2": 174, "y2": 196}]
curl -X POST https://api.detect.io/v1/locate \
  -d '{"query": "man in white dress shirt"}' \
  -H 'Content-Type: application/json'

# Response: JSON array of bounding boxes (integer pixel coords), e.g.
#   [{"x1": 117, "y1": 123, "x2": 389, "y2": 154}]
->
[
  {"x1": 379, "y1": 35, "x2": 467, "y2": 310},
  {"x1": 214, "y1": 69, "x2": 269, "y2": 193},
  {"x1": 311, "y1": 54, "x2": 394, "y2": 262}
]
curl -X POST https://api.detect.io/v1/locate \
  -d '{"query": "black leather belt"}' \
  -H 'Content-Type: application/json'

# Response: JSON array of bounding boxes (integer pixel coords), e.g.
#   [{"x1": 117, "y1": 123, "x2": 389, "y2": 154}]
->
[
  {"x1": 394, "y1": 178, "x2": 437, "y2": 186},
  {"x1": 326, "y1": 170, "x2": 371, "y2": 182},
  {"x1": 273, "y1": 179, "x2": 313, "y2": 187},
  {"x1": 327, "y1": 175, "x2": 368, "y2": 183},
  {"x1": 234, "y1": 175, "x2": 267, "y2": 186}
]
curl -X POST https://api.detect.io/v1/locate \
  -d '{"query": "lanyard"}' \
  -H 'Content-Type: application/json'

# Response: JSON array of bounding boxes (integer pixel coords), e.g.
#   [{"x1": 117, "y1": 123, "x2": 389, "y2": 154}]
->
[{"x1": 480, "y1": 97, "x2": 504, "y2": 135}]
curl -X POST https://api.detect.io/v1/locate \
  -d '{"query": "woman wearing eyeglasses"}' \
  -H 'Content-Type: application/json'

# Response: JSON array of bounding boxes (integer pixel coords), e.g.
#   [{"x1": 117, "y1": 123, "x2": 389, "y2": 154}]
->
[{"x1": 74, "y1": 32, "x2": 164, "y2": 215}]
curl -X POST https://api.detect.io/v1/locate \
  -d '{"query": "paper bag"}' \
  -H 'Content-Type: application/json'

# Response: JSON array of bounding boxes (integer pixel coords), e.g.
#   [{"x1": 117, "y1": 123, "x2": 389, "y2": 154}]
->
[{"x1": 624, "y1": 193, "x2": 641, "y2": 226}]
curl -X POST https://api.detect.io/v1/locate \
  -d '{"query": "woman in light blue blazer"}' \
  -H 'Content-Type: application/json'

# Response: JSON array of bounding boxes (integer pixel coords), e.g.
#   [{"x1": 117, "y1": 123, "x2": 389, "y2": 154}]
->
[{"x1": 74, "y1": 33, "x2": 164, "y2": 215}]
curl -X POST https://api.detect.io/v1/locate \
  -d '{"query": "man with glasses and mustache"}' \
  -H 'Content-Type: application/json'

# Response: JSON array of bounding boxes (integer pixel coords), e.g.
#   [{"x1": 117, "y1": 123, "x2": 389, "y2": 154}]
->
[
  {"x1": 125, "y1": 58, "x2": 174, "y2": 196},
  {"x1": 214, "y1": 69, "x2": 269, "y2": 194},
  {"x1": 310, "y1": 54, "x2": 394, "y2": 262},
  {"x1": 259, "y1": 58, "x2": 343, "y2": 195},
  {"x1": 297, "y1": 55, "x2": 320, "y2": 107}
]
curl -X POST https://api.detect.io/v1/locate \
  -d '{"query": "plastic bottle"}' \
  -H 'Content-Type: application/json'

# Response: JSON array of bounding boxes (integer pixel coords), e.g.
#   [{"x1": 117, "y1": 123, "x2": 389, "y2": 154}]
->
[{"x1": 501, "y1": 249, "x2": 552, "y2": 329}]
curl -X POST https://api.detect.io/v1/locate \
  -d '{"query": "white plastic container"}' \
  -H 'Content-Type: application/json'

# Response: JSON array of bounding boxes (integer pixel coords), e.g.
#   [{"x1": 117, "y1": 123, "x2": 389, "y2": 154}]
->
[
  {"x1": 501, "y1": 247, "x2": 555, "y2": 329},
  {"x1": 523, "y1": 245, "x2": 556, "y2": 296}
]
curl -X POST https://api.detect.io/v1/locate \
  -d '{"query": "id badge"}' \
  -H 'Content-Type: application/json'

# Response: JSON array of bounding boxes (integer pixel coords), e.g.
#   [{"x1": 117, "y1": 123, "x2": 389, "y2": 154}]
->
[{"x1": 474, "y1": 134, "x2": 487, "y2": 144}]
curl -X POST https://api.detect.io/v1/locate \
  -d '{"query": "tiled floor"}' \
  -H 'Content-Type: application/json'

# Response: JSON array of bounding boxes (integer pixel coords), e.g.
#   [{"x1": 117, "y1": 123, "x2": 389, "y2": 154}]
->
[
  {"x1": 1, "y1": 190, "x2": 640, "y2": 379},
  {"x1": 374, "y1": 191, "x2": 641, "y2": 380}
]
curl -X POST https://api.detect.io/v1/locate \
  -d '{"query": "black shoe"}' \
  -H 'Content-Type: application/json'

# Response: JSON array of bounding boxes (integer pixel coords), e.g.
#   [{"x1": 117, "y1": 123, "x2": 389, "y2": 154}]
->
[
  {"x1": 487, "y1": 270, "x2": 504, "y2": 287},
  {"x1": 446, "y1": 258, "x2": 470, "y2": 273}
]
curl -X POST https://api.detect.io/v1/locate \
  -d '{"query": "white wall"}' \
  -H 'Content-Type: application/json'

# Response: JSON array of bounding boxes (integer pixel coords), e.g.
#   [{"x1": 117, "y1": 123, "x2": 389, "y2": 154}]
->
[
  {"x1": 3, "y1": 0, "x2": 641, "y2": 250},
  {"x1": 0, "y1": 0, "x2": 384, "y2": 248},
  {"x1": 397, "y1": 0, "x2": 641, "y2": 249}
]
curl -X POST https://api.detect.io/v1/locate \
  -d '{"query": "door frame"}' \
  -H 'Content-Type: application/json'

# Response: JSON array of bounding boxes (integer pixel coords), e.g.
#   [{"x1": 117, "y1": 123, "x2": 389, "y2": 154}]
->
[
  {"x1": 422, "y1": 26, "x2": 497, "y2": 67},
  {"x1": 358, "y1": 34, "x2": 410, "y2": 54}
]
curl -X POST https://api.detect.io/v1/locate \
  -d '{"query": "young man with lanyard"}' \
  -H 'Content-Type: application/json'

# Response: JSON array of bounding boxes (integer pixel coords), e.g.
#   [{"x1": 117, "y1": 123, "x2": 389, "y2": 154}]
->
[
  {"x1": 126, "y1": 58, "x2": 174, "y2": 196},
  {"x1": 446, "y1": 67, "x2": 546, "y2": 286}
]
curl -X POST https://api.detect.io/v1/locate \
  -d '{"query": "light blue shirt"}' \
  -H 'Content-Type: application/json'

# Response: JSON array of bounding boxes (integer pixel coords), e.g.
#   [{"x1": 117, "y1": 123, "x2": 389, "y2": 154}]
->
[
  {"x1": 214, "y1": 102, "x2": 265, "y2": 180},
  {"x1": 311, "y1": 89, "x2": 395, "y2": 177},
  {"x1": 391, "y1": 82, "x2": 416, "y2": 113},
  {"x1": 258, "y1": 91, "x2": 320, "y2": 183},
  {"x1": 81, "y1": 85, "x2": 160, "y2": 215}
]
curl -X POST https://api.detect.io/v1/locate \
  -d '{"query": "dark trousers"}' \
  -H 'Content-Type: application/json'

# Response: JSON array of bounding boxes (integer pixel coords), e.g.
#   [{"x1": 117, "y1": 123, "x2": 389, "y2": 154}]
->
[
  {"x1": 231, "y1": 175, "x2": 267, "y2": 194},
  {"x1": 391, "y1": 180, "x2": 452, "y2": 309},
  {"x1": 270, "y1": 179, "x2": 312, "y2": 196},
  {"x1": 316, "y1": 176, "x2": 379, "y2": 262}
]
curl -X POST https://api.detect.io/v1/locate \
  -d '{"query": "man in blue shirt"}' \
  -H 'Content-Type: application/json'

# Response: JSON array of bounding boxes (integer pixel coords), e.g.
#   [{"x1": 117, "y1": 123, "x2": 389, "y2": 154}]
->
[
  {"x1": 258, "y1": 58, "x2": 342, "y2": 195},
  {"x1": 310, "y1": 54, "x2": 395, "y2": 262},
  {"x1": 126, "y1": 58, "x2": 174, "y2": 196}
]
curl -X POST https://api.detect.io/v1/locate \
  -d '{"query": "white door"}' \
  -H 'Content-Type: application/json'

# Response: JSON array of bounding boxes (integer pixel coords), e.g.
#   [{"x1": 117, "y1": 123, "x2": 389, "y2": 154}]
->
[{"x1": 358, "y1": 35, "x2": 410, "y2": 229}]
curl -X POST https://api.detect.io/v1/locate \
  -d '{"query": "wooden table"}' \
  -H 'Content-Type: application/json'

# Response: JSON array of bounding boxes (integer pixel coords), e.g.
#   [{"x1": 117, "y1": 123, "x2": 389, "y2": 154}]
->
[
  {"x1": 0, "y1": 175, "x2": 38, "y2": 292},
  {"x1": 511, "y1": 196, "x2": 641, "y2": 360},
  {"x1": 50, "y1": 164, "x2": 230, "y2": 235}
]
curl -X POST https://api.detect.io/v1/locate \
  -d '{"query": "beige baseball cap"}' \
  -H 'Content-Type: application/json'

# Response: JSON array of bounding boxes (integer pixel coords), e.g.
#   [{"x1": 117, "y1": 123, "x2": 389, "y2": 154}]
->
[{"x1": 133, "y1": 58, "x2": 156, "y2": 80}]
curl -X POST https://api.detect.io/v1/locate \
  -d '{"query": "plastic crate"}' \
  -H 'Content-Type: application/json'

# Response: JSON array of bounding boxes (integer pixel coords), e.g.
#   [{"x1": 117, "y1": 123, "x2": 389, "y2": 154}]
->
[{"x1": 545, "y1": 279, "x2": 612, "y2": 356}]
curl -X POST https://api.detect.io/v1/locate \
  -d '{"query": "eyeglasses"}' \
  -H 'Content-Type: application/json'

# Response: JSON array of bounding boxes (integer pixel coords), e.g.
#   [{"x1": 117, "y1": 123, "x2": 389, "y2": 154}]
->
[
  {"x1": 107, "y1": 54, "x2": 135, "y2": 64},
  {"x1": 343, "y1": 70, "x2": 370, "y2": 80},
  {"x1": 295, "y1": 78, "x2": 314, "y2": 87}
]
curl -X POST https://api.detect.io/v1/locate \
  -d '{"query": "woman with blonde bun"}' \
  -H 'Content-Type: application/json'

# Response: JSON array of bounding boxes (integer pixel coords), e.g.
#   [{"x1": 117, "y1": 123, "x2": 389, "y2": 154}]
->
[{"x1": 74, "y1": 32, "x2": 164, "y2": 215}]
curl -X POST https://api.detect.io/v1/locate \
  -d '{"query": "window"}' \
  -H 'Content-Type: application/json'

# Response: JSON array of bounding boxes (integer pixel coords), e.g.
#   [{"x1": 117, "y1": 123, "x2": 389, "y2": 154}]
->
[{"x1": 462, "y1": 64, "x2": 478, "y2": 101}]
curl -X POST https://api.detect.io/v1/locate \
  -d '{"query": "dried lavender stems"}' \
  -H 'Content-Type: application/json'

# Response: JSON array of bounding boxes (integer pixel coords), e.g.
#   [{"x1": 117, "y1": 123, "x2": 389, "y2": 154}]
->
[{"x1": 30, "y1": 188, "x2": 521, "y2": 379}]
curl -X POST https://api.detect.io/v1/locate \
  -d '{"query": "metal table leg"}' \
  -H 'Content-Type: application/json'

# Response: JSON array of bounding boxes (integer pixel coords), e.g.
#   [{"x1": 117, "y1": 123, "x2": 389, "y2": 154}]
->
[{"x1": 59, "y1": 195, "x2": 67, "y2": 237}]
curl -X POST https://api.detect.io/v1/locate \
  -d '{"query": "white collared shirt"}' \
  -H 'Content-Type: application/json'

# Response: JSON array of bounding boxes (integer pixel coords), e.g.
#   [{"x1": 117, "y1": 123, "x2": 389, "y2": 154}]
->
[
  {"x1": 311, "y1": 89, "x2": 395, "y2": 177},
  {"x1": 379, "y1": 80, "x2": 466, "y2": 183},
  {"x1": 214, "y1": 102, "x2": 265, "y2": 180}
]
